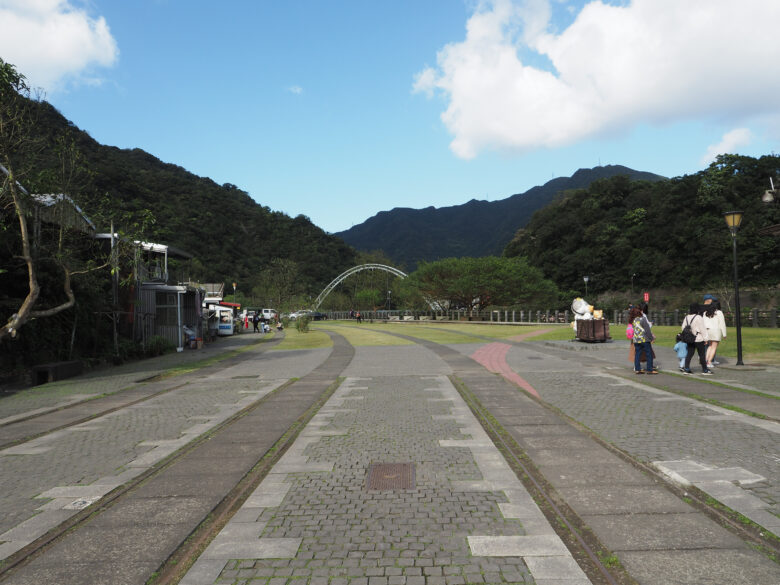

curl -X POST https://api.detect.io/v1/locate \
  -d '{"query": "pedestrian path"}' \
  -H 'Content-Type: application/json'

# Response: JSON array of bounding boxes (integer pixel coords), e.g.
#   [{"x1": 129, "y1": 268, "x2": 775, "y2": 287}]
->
[
  {"x1": 0, "y1": 332, "x2": 269, "y2": 421},
  {"x1": 181, "y1": 373, "x2": 590, "y2": 585}
]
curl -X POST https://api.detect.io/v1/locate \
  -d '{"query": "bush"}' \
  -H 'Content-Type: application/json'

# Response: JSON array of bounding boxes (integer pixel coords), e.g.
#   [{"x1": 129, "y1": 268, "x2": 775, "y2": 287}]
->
[
  {"x1": 145, "y1": 335, "x2": 175, "y2": 357},
  {"x1": 295, "y1": 316, "x2": 310, "y2": 333}
]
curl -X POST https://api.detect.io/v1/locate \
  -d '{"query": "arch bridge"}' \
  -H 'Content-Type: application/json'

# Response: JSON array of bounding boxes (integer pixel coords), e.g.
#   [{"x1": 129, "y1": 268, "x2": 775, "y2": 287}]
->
[{"x1": 313, "y1": 264, "x2": 407, "y2": 310}]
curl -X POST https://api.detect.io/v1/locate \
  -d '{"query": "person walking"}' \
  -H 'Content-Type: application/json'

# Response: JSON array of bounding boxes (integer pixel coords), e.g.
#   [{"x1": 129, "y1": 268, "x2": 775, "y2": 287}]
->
[
  {"x1": 630, "y1": 307, "x2": 657, "y2": 374},
  {"x1": 673, "y1": 334, "x2": 688, "y2": 371},
  {"x1": 252, "y1": 312, "x2": 260, "y2": 333},
  {"x1": 703, "y1": 300, "x2": 727, "y2": 368},
  {"x1": 681, "y1": 304, "x2": 711, "y2": 375}
]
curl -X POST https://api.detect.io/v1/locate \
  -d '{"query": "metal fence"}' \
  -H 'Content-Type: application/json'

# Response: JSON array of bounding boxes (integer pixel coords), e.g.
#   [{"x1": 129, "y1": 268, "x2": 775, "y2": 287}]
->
[{"x1": 325, "y1": 308, "x2": 779, "y2": 328}]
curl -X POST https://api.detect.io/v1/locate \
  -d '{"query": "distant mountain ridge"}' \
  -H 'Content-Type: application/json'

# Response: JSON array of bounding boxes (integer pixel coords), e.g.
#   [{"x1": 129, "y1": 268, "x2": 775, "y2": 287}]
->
[{"x1": 336, "y1": 165, "x2": 666, "y2": 270}]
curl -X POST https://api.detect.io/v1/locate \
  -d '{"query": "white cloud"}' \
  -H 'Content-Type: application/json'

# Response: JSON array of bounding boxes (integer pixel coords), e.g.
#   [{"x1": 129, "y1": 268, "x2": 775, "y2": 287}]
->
[
  {"x1": 0, "y1": 0, "x2": 118, "y2": 92},
  {"x1": 287, "y1": 85, "x2": 304, "y2": 95},
  {"x1": 414, "y1": 0, "x2": 780, "y2": 159},
  {"x1": 700, "y1": 128, "x2": 753, "y2": 166}
]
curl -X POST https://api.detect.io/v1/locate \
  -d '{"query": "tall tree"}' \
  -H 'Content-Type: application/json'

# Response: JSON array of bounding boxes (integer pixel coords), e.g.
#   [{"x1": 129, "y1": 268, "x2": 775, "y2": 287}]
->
[{"x1": 0, "y1": 60, "x2": 113, "y2": 341}]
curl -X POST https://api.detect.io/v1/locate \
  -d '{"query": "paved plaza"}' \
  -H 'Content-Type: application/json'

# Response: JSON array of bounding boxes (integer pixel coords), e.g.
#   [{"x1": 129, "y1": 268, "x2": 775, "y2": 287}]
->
[{"x1": 0, "y1": 324, "x2": 778, "y2": 585}]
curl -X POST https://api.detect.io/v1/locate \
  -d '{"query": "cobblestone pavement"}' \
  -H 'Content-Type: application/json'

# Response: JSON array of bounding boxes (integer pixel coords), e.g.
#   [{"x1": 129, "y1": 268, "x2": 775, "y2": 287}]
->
[
  {"x1": 498, "y1": 343, "x2": 780, "y2": 528},
  {"x1": 182, "y1": 373, "x2": 590, "y2": 585},
  {"x1": 0, "y1": 332, "x2": 269, "y2": 421},
  {"x1": 0, "y1": 338, "x2": 328, "y2": 560}
]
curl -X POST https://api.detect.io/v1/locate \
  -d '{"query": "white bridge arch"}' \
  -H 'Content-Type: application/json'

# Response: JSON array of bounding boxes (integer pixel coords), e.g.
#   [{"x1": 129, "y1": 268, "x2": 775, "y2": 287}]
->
[{"x1": 313, "y1": 264, "x2": 408, "y2": 310}]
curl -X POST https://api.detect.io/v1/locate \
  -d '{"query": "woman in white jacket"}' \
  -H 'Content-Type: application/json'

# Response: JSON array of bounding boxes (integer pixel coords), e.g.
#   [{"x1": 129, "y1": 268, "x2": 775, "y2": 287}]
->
[
  {"x1": 704, "y1": 300, "x2": 727, "y2": 368},
  {"x1": 682, "y1": 304, "x2": 711, "y2": 375}
]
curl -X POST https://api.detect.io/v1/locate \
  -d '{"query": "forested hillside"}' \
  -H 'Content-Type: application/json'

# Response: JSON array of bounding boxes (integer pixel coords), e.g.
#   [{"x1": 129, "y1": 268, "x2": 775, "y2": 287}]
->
[
  {"x1": 504, "y1": 154, "x2": 780, "y2": 295},
  {"x1": 336, "y1": 165, "x2": 665, "y2": 270},
  {"x1": 4, "y1": 91, "x2": 357, "y2": 295}
]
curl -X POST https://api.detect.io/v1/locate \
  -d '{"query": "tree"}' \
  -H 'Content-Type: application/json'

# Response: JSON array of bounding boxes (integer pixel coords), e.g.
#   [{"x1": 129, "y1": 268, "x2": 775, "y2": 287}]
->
[
  {"x1": 0, "y1": 59, "x2": 112, "y2": 341},
  {"x1": 407, "y1": 256, "x2": 558, "y2": 312}
]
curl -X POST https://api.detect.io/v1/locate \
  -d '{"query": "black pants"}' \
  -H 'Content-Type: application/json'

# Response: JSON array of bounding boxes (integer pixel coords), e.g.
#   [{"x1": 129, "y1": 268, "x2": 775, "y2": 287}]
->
[{"x1": 684, "y1": 341, "x2": 708, "y2": 372}]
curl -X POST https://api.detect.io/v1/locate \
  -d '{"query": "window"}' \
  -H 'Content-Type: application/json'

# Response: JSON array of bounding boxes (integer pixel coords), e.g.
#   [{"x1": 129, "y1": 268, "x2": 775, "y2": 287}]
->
[{"x1": 155, "y1": 292, "x2": 178, "y2": 326}]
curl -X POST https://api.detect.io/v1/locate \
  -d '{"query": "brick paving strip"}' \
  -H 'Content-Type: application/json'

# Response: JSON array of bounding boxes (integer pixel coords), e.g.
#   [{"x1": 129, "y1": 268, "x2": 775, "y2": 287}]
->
[
  {"x1": 364, "y1": 328, "x2": 780, "y2": 585},
  {"x1": 180, "y1": 370, "x2": 590, "y2": 585},
  {"x1": 0, "y1": 334, "x2": 279, "y2": 449},
  {"x1": 0, "y1": 333, "x2": 353, "y2": 585},
  {"x1": 474, "y1": 340, "x2": 780, "y2": 537}
]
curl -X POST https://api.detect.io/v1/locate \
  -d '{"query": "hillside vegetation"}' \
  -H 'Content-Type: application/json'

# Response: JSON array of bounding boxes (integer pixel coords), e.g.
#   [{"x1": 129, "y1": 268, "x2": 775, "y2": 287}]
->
[
  {"x1": 504, "y1": 155, "x2": 780, "y2": 295},
  {"x1": 2, "y1": 84, "x2": 357, "y2": 296},
  {"x1": 337, "y1": 165, "x2": 665, "y2": 270}
]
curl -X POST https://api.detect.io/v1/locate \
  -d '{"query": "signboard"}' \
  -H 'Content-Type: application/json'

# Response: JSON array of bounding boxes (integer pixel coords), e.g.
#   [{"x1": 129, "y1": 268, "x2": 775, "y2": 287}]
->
[{"x1": 643, "y1": 292, "x2": 650, "y2": 302}]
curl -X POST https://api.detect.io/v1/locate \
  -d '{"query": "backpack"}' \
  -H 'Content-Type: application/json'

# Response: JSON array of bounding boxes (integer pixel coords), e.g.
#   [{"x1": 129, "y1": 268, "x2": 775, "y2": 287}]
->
[
  {"x1": 626, "y1": 323, "x2": 634, "y2": 339},
  {"x1": 680, "y1": 316, "x2": 697, "y2": 344},
  {"x1": 632, "y1": 317, "x2": 646, "y2": 343}
]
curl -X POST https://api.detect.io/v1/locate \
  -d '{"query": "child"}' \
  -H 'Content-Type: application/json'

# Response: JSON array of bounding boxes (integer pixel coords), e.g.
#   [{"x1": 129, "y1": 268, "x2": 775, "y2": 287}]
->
[{"x1": 673, "y1": 333, "x2": 687, "y2": 372}]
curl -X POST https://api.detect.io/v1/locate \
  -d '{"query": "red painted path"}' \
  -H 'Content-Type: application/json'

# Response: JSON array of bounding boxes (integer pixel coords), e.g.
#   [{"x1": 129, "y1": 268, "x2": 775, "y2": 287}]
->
[{"x1": 470, "y1": 342, "x2": 541, "y2": 399}]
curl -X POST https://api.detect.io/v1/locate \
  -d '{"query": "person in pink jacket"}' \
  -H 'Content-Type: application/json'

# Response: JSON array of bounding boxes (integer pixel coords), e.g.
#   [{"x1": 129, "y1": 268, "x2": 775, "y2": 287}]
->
[
  {"x1": 704, "y1": 300, "x2": 727, "y2": 368},
  {"x1": 682, "y1": 304, "x2": 711, "y2": 375}
]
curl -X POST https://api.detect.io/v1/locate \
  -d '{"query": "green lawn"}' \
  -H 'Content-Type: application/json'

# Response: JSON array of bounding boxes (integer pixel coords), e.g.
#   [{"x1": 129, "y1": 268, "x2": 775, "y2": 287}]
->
[
  {"x1": 316, "y1": 319, "x2": 780, "y2": 364},
  {"x1": 310, "y1": 322, "x2": 413, "y2": 346},
  {"x1": 272, "y1": 328, "x2": 333, "y2": 351}
]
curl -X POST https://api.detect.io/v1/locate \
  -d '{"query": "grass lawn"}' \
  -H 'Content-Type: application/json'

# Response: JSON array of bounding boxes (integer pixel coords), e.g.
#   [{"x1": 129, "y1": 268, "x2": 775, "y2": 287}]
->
[
  {"x1": 649, "y1": 325, "x2": 780, "y2": 365},
  {"x1": 317, "y1": 319, "x2": 779, "y2": 365},
  {"x1": 312, "y1": 322, "x2": 414, "y2": 346},
  {"x1": 272, "y1": 328, "x2": 333, "y2": 351}
]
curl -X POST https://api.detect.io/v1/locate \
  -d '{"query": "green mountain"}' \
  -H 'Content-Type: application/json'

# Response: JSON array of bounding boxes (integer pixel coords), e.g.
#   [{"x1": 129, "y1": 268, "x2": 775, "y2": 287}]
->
[
  {"x1": 336, "y1": 165, "x2": 665, "y2": 270},
  {"x1": 505, "y1": 156, "x2": 780, "y2": 294},
  {"x1": 4, "y1": 96, "x2": 357, "y2": 294}
]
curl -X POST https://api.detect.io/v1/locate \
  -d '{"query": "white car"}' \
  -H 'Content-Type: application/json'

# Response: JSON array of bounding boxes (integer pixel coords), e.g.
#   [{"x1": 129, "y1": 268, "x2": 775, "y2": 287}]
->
[{"x1": 259, "y1": 308, "x2": 277, "y2": 321}]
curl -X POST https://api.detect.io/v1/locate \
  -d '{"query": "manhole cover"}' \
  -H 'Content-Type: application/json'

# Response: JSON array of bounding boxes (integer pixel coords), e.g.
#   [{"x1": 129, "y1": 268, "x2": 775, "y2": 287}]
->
[{"x1": 366, "y1": 463, "x2": 415, "y2": 490}]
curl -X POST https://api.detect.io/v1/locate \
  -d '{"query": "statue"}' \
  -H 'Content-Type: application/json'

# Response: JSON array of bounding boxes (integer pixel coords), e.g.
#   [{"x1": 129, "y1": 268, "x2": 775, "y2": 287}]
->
[{"x1": 571, "y1": 297, "x2": 610, "y2": 342}]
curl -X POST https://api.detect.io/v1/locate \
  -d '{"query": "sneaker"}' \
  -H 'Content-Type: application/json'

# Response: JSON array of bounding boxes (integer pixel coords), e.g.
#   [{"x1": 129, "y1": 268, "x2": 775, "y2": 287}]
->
[
  {"x1": 701, "y1": 371, "x2": 713, "y2": 376},
  {"x1": 679, "y1": 367, "x2": 685, "y2": 372},
  {"x1": 634, "y1": 370, "x2": 645, "y2": 374},
  {"x1": 683, "y1": 369, "x2": 693, "y2": 375},
  {"x1": 712, "y1": 360, "x2": 721, "y2": 365},
  {"x1": 706, "y1": 363, "x2": 714, "y2": 368},
  {"x1": 647, "y1": 370, "x2": 659, "y2": 375}
]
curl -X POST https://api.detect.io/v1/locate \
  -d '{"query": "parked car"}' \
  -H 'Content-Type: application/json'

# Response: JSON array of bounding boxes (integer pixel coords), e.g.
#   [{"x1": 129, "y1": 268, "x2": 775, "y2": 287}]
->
[
  {"x1": 289, "y1": 310, "x2": 327, "y2": 321},
  {"x1": 259, "y1": 308, "x2": 277, "y2": 321}
]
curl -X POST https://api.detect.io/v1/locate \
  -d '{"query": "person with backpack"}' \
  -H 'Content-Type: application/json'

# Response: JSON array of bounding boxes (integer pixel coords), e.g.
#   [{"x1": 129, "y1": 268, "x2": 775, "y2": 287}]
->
[
  {"x1": 629, "y1": 307, "x2": 656, "y2": 374},
  {"x1": 681, "y1": 304, "x2": 711, "y2": 375}
]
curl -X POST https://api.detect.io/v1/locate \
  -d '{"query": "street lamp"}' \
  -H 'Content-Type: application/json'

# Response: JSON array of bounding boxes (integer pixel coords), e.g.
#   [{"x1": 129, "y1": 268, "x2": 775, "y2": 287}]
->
[
  {"x1": 723, "y1": 211, "x2": 744, "y2": 366},
  {"x1": 387, "y1": 290, "x2": 391, "y2": 310},
  {"x1": 583, "y1": 275, "x2": 589, "y2": 297},
  {"x1": 631, "y1": 273, "x2": 637, "y2": 294}
]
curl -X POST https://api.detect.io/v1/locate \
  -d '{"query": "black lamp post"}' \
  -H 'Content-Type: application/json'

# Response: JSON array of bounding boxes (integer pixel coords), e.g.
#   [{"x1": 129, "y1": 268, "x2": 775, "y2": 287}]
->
[
  {"x1": 583, "y1": 275, "x2": 589, "y2": 297},
  {"x1": 723, "y1": 211, "x2": 744, "y2": 366}
]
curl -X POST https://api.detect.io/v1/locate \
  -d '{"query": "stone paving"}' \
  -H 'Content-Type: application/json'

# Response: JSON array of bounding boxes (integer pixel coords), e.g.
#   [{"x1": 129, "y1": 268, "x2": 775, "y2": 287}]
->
[
  {"x1": 182, "y1": 373, "x2": 590, "y2": 585},
  {"x1": 0, "y1": 332, "x2": 268, "y2": 420},
  {"x1": 499, "y1": 346, "x2": 780, "y2": 519},
  {"x1": 0, "y1": 336, "x2": 324, "y2": 561},
  {"x1": 2, "y1": 323, "x2": 779, "y2": 585}
]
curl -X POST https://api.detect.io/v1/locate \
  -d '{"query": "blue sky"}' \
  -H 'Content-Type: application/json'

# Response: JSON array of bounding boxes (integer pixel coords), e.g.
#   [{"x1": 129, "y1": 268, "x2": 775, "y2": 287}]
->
[{"x1": 2, "y1": 0, "x2": 779, "y2": 233}]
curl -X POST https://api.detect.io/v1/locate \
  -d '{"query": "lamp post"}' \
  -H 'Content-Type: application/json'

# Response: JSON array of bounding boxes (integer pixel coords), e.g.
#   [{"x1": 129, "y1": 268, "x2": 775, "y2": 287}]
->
[
  {"x1": 631, "y1": 273, "x2": 637, "y2": 295},
  {"x1": 387, "y1": 290, "x2": 391, "y2": 310},
  {"x1": 583, "y1": 275, "x2": 589, "y2": 297},
  {"x1": 723, "y1": 211, "x2": 744, "y2": 366}
]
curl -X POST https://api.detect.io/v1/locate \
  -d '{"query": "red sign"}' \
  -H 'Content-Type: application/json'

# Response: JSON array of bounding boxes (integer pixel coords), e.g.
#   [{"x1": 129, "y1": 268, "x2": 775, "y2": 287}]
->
[{"x1": 643, "y1": 292, "x2": 650, "y2": 302}]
